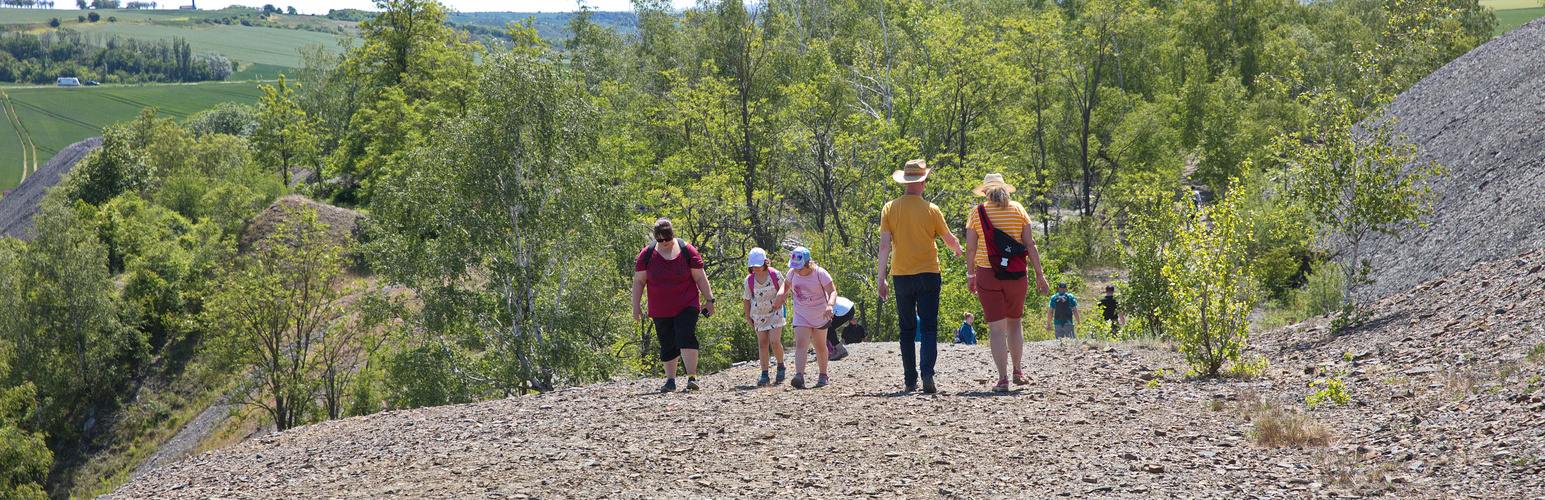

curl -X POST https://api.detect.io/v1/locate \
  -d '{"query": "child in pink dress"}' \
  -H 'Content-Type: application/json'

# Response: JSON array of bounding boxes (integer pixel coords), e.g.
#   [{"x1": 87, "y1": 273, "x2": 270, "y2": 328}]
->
[{"x1": 784, "y1": 247, "x2": 837, "y2": 388}]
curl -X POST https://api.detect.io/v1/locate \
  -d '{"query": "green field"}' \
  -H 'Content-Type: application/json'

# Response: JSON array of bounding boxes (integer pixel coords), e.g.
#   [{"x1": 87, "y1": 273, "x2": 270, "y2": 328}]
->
[
  {"x1": 0, "y1": 83, "x2": 266, "y2": 191},
  {"x1": 1481, "y1": 0, "x2": 1542, "y2": 10},
  {"x1": 0, "y1": 7, "x2": 213, "y2": 24},
  {"x1": 71, "y1": 23, "x2": 343, "y2": 68},
  {"x1": 1495, "y1": 7, "x2": 1545, "y2": 34},
  {"x1": 1, "y1": 8, "x2": 348, "y2": 69}
]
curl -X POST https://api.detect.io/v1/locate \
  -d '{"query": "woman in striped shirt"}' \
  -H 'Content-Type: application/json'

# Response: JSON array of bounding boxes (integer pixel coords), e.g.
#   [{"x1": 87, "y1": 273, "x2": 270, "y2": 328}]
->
[{"x1": 963, "y1": 174, "x2": 1050, "y2": 393}]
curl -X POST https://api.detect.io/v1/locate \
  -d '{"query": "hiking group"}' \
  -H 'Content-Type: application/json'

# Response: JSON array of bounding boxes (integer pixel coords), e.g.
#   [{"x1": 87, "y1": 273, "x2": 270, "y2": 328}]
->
[{"x1": 631, "y1": 159, "x2": 1120, "y2": 394}]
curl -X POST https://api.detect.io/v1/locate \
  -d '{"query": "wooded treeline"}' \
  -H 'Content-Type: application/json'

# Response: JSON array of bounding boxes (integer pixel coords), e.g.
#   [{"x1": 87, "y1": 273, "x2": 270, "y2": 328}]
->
[
  {"x1": 0, "y1": 30, "x2": 233, "y2": 84},
  {"x1": 0, "y1": 0, "x2": 1487, "y2": 496}
]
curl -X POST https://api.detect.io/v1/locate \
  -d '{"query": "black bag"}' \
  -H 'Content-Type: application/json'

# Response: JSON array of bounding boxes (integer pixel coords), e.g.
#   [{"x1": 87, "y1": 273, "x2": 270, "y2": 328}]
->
[{"x1": 977, "y1": 204, "x2": 1028, "y2": 280}]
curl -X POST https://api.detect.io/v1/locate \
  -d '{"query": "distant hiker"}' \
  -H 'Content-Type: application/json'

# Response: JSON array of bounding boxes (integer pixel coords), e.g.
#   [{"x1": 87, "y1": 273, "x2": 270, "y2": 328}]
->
[
  {"x1": 826, "y1": 296, "x2": 856, "y2": 361},
  {"x1": 1046, "y1": 282, "x2": 1080, "y2": 340},
  {"x1": 963, "y1": 173, "x2": 1050, "y2": 392},
  {"x1": 632, "y1": 219, "x2": 717, "y2": 393},
  {"x1": 742, "y1": 247, "x2": 788, "y2": 387},
  {"x1": 877, "y1": 159, "x2": 963, "y2": 393},
  {"x1": 1098, "y1": 285, "x2": 1124, "y2": 335},
  {"x1": 954, "y1": 313, "x2": 977, "y2": 345},
  {"x1": 840, "y1": 321, "x2": 868, "y2": 345},
  {"x1": 786, "y1": 247, "x2": 837, "y2": 388}
]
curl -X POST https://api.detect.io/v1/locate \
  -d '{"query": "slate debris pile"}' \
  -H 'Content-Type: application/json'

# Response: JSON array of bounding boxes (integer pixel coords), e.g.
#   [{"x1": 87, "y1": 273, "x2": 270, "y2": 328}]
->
[
  {"x1": 1353, "y1": 16, "x2": 1545, "y2": 302},
  {"x1": 0, "y1": 137, "x2": 102, "y2": 240},
  {"x1": 1253, "y1": 248, "x2": 1545, "y2": 497}
]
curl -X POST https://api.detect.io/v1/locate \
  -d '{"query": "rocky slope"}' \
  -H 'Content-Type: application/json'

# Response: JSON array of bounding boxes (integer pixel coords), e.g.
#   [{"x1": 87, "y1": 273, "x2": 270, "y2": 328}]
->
[
  {"x1": 1354, "y1": 16, "x2": 1545, "y2": 301},
  {"x1": 0, "y1": 137, "x2": 100, "y2": 240},
  {"x1": 103, "y1": 250, "x2": 1545, "y2": 500}
]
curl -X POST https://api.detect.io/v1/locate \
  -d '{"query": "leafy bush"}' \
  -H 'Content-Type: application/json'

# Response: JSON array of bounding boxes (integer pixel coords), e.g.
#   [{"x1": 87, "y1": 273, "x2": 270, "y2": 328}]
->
[
  {"x1": 1253, "y1": 247, "x2": 1302, "y2": 302},
  {"x1": 1296, "y1": 260, "x2": 1345, "y2": 317},
  {"x1": 1310, "y1": 376, "x2": 1347, "y2": 407},
  {"x1": 1126, "y1": 181, "x2": 1257, "y2": 376},
  {"x1": 1121, "y1": 195, "x2": 1182, "y2": 339}
]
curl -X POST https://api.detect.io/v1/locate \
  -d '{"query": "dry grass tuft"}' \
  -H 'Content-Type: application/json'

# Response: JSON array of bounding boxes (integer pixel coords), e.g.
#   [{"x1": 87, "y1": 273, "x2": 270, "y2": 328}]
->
[
  {"x1": 1237, "y1": 389, "x2": 1332, "y2": 447},
  {"x1": 1252, "y1": 408, "x2": 1332, "y2": 447}
]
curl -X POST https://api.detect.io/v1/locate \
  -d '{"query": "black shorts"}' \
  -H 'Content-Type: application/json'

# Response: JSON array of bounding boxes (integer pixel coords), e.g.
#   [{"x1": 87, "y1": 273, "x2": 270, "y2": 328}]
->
[{"x1": 653, "y1": 307, "x2": 701, "y2": 362}]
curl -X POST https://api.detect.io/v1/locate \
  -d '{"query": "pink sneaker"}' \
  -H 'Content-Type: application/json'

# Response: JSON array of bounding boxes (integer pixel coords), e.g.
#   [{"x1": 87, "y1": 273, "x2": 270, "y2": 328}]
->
[
  {"x1": 992, "y1": 379, "x2": 1010, "y2": 392},
  {"x1": 1012, "y1": 370, "x2": 1029, "y2": 385}
]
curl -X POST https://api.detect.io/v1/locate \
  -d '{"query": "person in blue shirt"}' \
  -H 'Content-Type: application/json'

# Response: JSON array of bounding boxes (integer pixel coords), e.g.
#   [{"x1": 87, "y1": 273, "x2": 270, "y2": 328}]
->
[
  {"x1": 954, "y1": 312, "x2": 977, "y2": 344},
  {"x1": 1045, "y1": 282, "x2": 1080, "y2": 339}
]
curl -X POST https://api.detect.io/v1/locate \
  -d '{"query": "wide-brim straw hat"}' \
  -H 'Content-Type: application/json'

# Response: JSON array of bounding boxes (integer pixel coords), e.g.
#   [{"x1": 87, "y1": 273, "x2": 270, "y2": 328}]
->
[
  {"x1": 971, "y1": 173, "x2": 1017, "y2": 196},
  {"x1": 891, "y1": 159, "x2": 932, "y2": 184}
]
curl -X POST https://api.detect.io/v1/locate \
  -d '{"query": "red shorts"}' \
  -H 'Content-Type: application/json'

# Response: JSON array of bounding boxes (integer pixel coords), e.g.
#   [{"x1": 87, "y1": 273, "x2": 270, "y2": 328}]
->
[{"x1": 975, "y1": 266, "x2": 1028, "y2": 322}]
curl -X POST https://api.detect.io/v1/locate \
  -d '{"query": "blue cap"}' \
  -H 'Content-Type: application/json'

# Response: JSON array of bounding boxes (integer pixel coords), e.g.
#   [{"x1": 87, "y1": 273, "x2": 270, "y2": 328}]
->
[
  {"x1": 747, "y1": 247, "x2": 767, "y2": 267},
  {"x1": 788, "y1": 247, "x2": 811, "y2": 269}
]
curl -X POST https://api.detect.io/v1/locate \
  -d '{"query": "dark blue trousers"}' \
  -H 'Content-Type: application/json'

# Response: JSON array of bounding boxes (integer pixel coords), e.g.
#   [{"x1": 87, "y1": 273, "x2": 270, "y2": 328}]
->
[{"x1": 893, "y1": 273, "x2": 941, "y2": 385}]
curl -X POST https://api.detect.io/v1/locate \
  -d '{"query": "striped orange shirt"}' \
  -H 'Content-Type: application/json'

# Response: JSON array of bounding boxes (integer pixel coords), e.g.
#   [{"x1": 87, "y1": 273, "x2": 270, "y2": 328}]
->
[{"x1": 965, "y1": 201, "x2": 1032, "y2": 269}]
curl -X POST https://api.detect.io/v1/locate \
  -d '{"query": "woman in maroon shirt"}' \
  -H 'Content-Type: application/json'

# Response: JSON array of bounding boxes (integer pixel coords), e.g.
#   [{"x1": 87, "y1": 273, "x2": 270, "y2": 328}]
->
[{"x1": 631, "y1": 219, "x2": 717, "y2": 392}]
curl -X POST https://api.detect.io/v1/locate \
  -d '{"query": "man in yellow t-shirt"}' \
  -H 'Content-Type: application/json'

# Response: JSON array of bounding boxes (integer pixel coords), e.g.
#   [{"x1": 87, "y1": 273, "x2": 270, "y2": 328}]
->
[{"x1": 877, "y1": 159, "x2": 962, "y2": 394}]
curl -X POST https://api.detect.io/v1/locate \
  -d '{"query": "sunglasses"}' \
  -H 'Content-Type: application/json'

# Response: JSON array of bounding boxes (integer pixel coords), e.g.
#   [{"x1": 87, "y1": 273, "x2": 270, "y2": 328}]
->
[{"x1": 655, "y1": 236, "x2": 670, "y2": 242}]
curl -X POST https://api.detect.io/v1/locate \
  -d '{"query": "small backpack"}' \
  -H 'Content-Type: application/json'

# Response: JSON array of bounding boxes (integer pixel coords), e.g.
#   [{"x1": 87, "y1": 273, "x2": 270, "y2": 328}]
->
[
  {"x1": 977, "y1": 204, "x2": 1028, "y2": 280},
  {"x1": 1052, "y1": 293, "x2": 1075, "y2": 322},
  {"x1": 745, "y1": 268, "x2": 782, "y2": 297}
]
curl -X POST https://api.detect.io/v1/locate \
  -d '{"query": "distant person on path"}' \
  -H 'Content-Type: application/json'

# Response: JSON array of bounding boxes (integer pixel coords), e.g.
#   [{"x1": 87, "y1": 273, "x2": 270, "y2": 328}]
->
[
  {"x1": 963, "y1": 173, "x2": 1049, "y2": 392},
  {"x1": 1098, "y1": 285, "x2": 1124, "y2": 336},
  {"x1": 825, "y1": 296, "x2": 856, "y2": 361},
  {"x1": 632, "y1": 219, "x2": 717, "y2": 392},
  {"x1": 1046, "y1": 282, "x2": 1080, "y2": 340},
  {"x1": 954, "y1": 313, "x2": 977, "y2": 345},
  {"x1": 742, "y1": 247, "x2": 788, "y2": 387},
  {"x1": 786, "y1": 247, "x2": 837, "y2": 389},
  {"x1": 877, "y1": 159, "x2": 963, "y2": 393}
]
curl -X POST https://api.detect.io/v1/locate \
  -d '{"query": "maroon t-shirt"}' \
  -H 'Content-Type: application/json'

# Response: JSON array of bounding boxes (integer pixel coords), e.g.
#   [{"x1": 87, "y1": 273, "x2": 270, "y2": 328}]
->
[{"x1": 635, "y1": 241, "x2": 705, "y2": 318}]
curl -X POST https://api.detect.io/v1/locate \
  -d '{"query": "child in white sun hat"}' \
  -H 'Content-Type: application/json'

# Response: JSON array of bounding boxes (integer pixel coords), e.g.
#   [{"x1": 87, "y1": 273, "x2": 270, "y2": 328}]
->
[{"x1": 742, "y1": 247, "x2": 788, "y2": 386}]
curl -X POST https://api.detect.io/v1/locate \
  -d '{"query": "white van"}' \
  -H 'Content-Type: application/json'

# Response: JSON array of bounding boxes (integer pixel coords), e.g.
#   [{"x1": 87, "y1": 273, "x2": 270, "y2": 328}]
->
[{"x1": 56, "y1": 77, "x2": 82, "y2": 86}]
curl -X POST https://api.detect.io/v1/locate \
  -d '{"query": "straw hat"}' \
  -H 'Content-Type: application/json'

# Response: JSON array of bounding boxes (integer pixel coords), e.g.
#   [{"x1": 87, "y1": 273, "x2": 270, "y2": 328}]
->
[
  {"x1": 891, "y1": 159, "x2": 932, "y2": 184},
  {"x1": 971, "y1": 173, "x2": 1017, "y2": 196}
]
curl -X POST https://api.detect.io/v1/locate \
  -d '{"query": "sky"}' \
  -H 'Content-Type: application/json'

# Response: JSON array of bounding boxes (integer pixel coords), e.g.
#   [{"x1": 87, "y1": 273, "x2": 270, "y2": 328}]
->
[{"x1": 211, "y1": 0, "x2": 693, "y2": 15}]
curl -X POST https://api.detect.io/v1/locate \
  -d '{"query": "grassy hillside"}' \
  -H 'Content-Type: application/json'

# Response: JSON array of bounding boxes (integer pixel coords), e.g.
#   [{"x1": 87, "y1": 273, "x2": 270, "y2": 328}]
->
[
  {"x1": 1, "y1": 7, "x2": 350, "y2": 68},
  {"x1": 447, "y1": 11, "x2": 638, "y2": 41},
  {"x1": 70, "y1": 22, "x2": 343, "y2": 67},
  {"x1": 1495, "y1": 7, "x2": 1545, "y2": 34},
  {"x1": 1481, "y1": 0, "x2": 1545, "y2": 34},
  {"x1": 1480, "y1": 0, "x2": 1541, "y2": 10},
  {"x1": 0, "y1": 82, "x2": 265, "y2": 191}
]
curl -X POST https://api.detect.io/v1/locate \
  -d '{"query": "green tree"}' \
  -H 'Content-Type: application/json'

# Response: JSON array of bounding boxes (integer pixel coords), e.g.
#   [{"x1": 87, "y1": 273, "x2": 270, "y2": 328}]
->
[
  {"x1": 1126, "y1": 180, "x2": 1257, "y2": 374},
  {"x1": 367, "y1": 50, "x2": 629, "y2": 396},
  {"x1": 329, "y1": 0, "x2": 478, "y2": 204},
  {"x1": 0, "y1": 381, "x2": 50, "y2": 500},
  {"x1": 204, "y1": 207, "x2": 347, "y2": 431},
  {"x1": 1271, "y1": 91, "x2": 1444, "y2": 313},
  {"x1": 4, "y1": 194, "x2": 143, "y2": 440},
  {"x1": 253, "y1": 76, "x2": 320, "y2": 187},
  {"x1": 67, "y1": 122, "x2": 155, "y2": 205}
]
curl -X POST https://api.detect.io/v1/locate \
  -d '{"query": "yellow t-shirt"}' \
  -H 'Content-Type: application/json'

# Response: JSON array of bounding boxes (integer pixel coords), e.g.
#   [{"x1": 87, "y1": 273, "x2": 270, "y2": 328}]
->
[
  {"x1": 880, "y1": 195, "x2": 951, "y2": 276},
  {"x1": 965, "y1": 201, "x2": 1032, "y2": 269}
]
